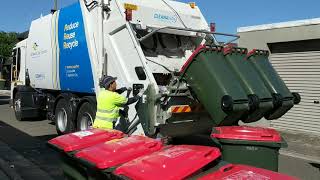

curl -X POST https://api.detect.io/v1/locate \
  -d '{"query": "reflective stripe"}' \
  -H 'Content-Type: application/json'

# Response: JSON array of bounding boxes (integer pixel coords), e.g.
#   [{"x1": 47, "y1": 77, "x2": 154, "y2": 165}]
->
[
  {"x1": 95, "y1": 116, "x2": 117, "y2": 122},
  {"x1": 96, "y1": 90, "x2": 127, "y2": 119},
  {"x1": 170, "y1": 105, "x2": 192, "y2": 113},
  {"x1": 97, "y1": 108, "x2": 119, "y2": 114}
]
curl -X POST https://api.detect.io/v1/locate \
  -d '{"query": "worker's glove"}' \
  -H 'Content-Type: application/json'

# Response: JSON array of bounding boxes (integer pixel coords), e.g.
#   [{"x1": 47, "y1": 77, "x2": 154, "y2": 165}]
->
[
  {"x1": 156, "y1": 136, "x2": 171, "y2": 145},
  {"x1": 120, "y1": 87, "x2": 127, "y2": 91},
  {"x1": 137, "y1": 89, "x2": 145, "y2": 97}
]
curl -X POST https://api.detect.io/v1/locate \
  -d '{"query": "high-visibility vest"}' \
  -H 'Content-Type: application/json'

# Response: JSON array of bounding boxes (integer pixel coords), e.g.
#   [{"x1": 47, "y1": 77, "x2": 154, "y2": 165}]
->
[{"x1": 93, "y1": 90, "x2": 128, "y2": 129}]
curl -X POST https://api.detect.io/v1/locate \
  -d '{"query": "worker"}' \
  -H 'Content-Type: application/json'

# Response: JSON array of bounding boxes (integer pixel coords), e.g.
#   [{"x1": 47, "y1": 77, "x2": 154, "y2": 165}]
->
[{"x1": 93, "y1": 76, "x2": 144, "y2": 130}]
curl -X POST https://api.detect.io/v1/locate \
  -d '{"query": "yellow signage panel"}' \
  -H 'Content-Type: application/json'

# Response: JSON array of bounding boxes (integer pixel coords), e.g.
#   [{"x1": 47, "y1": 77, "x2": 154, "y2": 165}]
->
[{"x1": 124, "y1": 3, "x2": 138, "y2": 10}]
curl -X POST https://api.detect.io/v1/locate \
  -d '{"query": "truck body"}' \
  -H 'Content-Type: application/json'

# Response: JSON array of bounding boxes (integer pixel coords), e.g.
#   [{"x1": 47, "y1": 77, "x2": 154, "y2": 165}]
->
[
  {"x1": 11, "y1": 0, "x2": 299, "y2": 137},
  {"x1": 11, "y1": 0, "x2": 213, "y2": 136}
]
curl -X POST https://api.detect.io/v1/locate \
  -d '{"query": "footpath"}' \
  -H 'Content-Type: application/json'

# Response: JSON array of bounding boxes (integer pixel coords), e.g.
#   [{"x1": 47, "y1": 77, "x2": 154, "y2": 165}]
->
[{"x1": 279, "y1": 129, "x2": 320, "y2": 163}]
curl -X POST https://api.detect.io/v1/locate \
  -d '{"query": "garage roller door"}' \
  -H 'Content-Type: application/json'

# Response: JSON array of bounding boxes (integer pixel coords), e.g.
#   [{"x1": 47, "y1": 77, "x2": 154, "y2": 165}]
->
[{"x1": 270, "y1": 51, "x2": 320, "y2": 135}]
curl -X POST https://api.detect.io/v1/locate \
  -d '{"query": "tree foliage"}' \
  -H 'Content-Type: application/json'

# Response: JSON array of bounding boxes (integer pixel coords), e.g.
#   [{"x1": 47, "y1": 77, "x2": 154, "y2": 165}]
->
[{"x1": 0, "y1": 31, "x2": 18, "y2": 59}]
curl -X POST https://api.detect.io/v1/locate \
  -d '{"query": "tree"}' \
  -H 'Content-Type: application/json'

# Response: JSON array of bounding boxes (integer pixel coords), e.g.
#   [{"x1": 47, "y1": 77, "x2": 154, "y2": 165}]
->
[
  {"x1": 0, "y1": 31, "x2": 17, "y2": 82},
  {"x1": 0, "y1": 31, "x2": 18, "y2": 59}
]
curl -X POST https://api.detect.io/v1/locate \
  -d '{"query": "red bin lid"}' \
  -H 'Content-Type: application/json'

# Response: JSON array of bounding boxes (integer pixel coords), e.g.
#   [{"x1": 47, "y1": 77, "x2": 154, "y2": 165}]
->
[
  {"x1": 75, "y1": 135, "x2": 163, "y2": 169},
  {"x1": 114, "y1": 145, "x2": 221, "y2": 180},
  {"x1": 199, "y1": 164, "x2": 299, "y2": 180},
  {"x1": 211, "y1": 126, "x2": 281, "y2": 142},
  {"x1": 48, "y1": 129, "x2": 124, "y2": 152}
]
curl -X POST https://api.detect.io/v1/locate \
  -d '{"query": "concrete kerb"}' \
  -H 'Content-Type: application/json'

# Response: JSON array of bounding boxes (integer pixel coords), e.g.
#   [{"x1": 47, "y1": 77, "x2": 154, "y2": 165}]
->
[
  {"x1": 0, "y1": 90, "x2": 10, "y2": 97},
  {"x1": 0, "y1": 90, "x2": 10, "y2": 106},
  {"x1": 280, "y1": 150, "x2": 320, "y2": 164}
]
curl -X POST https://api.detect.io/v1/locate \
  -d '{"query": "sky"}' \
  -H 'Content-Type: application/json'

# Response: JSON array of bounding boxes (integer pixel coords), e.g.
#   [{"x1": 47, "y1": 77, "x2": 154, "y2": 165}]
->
[{"x1": 1, "y1": 0, "x2": 320, "y2": 34}]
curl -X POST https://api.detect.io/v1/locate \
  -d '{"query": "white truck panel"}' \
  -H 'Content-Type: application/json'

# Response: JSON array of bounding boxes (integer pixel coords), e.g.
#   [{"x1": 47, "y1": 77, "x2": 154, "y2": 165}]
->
[
  {"x1": 16, "y1": 0, "x2": 210, "y2": 95},
  {"x1": 80, "y1": 1, "x2": 102, "y2": 94},
  {"x1": 25, "y1": 1, "x2": 97, "y2": 93},
  {"x1": 26, "y1": 14, "x2": 56, "y2": 90},
  {"x1": 104, "y1": 0, "x2": 156, "y2": 87},
  {"x1": 118, "y1": 0, "x2": 208, "y2": 30}
]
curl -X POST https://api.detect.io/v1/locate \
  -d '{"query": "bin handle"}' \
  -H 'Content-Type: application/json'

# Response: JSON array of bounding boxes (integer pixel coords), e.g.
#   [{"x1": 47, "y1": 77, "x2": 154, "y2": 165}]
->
[
  {"x1": 203, "y1": 150, "x2": 215, "y2": 158},
  {"x1": 219, "y1": 164, "x2": 234, "y2": 172},
  {"x1": 145, "y1": 142, "x2": 161, "y2": 149},
  {"x1": 261, "y1": 135, "x2": 273, "y2": 138},
  {"x1": 210, "y1": 136, "x2": 222, "y2": 149}
]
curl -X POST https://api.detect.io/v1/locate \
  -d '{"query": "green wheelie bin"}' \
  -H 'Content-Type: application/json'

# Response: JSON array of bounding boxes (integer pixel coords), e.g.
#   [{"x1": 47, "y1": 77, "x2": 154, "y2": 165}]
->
[
  {"x1": 74, "y1": 135, "x2": 163, "y2": 180},
  {"x1": 223, "y1": 47, "x2": 274, "y2": 123},
  {"x1": 196, "y1": 162, "x2": 298, "y2": 180},
  {"x1": 181, "y1": 45, "x2": 249, "y2": 126},
  {"x1": 211, "y1": 126, "x2": 287, "y2": 172},
  {"x1": 48, "y1": 129, "x2": 124, "y2": 180},
  {"x1": 247, "y1": 50, "x2": 300, "y2": 120}
]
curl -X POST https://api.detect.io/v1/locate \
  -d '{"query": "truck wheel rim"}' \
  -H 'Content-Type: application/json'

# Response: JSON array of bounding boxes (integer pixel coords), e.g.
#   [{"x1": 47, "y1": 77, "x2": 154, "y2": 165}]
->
[
  {"x1": 57, "y1": 109, "x2": 67, "y2": 132},
  {"x1": 14, "y1": 99, "x2": 21, "y2": 112},
  {"x1": 80, "y1": 112, "x2": 93, "y2": 130}
]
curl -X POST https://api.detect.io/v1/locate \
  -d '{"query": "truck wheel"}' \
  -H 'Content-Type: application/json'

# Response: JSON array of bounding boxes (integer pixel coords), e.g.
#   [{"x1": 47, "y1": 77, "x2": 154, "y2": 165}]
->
[
  {"x1": 55, "y1": 99, "x2": 75, "y2": 134},
  {"x1": 13, "y1": 92, "x2": 23, "y2": 121},
  {"x1": 77, "y1": 102, "x2": 96, "y2": 131}
]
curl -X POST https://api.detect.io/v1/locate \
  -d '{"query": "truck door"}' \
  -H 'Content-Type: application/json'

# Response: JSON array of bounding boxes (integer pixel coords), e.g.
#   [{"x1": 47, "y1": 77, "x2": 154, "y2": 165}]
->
[{"x1": 11, "y1": 48, "x2": 21, "y2": 82}]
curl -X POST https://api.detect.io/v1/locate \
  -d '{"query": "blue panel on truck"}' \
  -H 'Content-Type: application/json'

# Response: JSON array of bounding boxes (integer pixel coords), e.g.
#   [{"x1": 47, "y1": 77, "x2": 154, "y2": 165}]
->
[{"x1": 58, "y1": 2, "x2": 94, "y2": 93}]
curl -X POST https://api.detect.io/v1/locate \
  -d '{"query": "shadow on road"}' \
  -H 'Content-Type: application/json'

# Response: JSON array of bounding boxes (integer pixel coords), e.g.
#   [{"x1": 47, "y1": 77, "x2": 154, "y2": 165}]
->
[
  {"x1": 0, "y1": 96, "x2": 9, "y2": 105},
  {"x1": 0, "y1": 95, "x2": 47, "y2": 121},
  {"x1": 36, "y1": 134, "x2": 59, "y2": 142},
  {"x1": 0, "y1": 120, "x2": 62, "y2": 180},
  {"x1": 310, "y1": 163, "x2": 320, "y2": 171},
  {"x1": 20, "y1": 116, "x2": 48, "y2": 122}
]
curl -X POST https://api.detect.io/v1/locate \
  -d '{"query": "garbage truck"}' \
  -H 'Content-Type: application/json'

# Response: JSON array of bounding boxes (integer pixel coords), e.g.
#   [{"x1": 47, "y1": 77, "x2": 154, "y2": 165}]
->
[{"x1": 11, "y1": 0, "x2": 300, "y2": 138}]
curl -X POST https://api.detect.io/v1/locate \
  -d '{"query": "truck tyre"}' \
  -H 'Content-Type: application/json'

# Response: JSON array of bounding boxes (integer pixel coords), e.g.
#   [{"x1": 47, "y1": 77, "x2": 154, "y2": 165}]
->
[
  {"x1": 77, "y1": 102, "x2": 96, "y2": 131},
  {"x1": 13, "y1": 92, "x2": 23, "y2": 121},
  {"x1": 55, "y1": 99, "x2": 75, "y2": 134}
]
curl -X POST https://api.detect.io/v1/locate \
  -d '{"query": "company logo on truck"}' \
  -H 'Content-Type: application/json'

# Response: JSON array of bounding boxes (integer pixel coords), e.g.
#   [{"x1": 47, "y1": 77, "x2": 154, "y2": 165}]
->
[
  {"x1": 32, "y1": 43, "x2": 38, "y2": 51},
  {"x1": 30, "y1": 42, "x2": 48, "y2": 58},
  {"x1": 35, "y1": 73, "x2": 45, "y2": 80},
  {"x1": 63, "y1": 22, "x2": 80, "y2": 50},
  {"x1": 154, "y1": 13, "x2": 177, "y2": 23}
]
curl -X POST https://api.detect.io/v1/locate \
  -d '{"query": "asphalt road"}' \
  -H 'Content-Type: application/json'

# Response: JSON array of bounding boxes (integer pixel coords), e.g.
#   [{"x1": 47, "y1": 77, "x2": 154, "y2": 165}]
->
[
  {"x1": 0, "y1": 94, "x2": 319, "y2": 180},
  {"x1": 0, "y1": 95, "x2": 62, "y2": 180}
]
